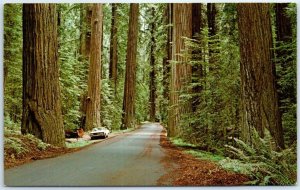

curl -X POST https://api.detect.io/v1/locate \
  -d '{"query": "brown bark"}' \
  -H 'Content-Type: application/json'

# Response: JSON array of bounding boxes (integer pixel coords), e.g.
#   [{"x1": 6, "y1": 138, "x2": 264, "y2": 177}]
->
[
  {"x1": 237, "y1": 3, "x2": 284, "y2": 149},
  {"x1": 121, "y1": 4, "x2": 139, "y2": 129},
  {"x1": 168, "y1": 3, "x2": 192, "y2": 137},
  {"x1": 149, "y1": 7, "x2": 156, "y2": 122},
  {"x1": 207, "y1": 3, "x2": 218, "y2": 68},
  {"x1": 85, "y1": 4, "x2": 103, "y2": 131},
  {"x1": 22, "y1": 4, "x2": 65, "y2": 147},
  {"x1": 109, "y1": 3, "x2": 118, "y2": 95},
  {"x1": 275, "y1": 3, "x2": 292, "y2": 43},
  {"x1": 162, "y1": 4, "x2": 172, "y2": 103},
  {"x1": 85, "y1": 4, "x2": 93, "y2": 58}
]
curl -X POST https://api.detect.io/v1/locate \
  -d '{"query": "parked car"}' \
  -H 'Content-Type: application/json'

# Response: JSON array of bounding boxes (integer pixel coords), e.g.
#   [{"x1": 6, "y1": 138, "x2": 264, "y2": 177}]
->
[{"x1": 90, "y1": 127, "x2": 110, "y2": 139}]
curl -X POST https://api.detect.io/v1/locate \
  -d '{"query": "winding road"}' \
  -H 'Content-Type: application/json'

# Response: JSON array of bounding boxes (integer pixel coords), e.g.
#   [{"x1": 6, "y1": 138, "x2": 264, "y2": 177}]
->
[{"x1": 4, "y1": 123, "x2": 169, "y2": 186}]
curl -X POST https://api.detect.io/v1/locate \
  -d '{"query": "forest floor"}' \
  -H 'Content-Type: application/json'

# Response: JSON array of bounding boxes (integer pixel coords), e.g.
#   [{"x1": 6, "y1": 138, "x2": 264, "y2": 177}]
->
[{"x1": 158, "y1": 128, "x2": 250, "y2": 186}]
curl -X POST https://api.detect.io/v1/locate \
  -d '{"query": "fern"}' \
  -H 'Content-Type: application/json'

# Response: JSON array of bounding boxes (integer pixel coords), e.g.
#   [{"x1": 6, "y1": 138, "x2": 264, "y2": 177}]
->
[{"x1": 223, "y1": 127, "x2": 296, "y2": 185}]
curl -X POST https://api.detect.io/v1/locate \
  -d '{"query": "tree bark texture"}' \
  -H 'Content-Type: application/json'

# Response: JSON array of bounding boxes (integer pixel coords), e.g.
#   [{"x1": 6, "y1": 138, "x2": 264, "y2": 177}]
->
[
  {"x1": 168, "y1": 3, "x2": 192, "y2": 137},
  {"x1": 109, "y1": 3, "x2": 118, "y2": 95},
  {"x1": 237, "y1": 3, "x2": 284, "y2": 149},
  {"x1": 149, "y1": 7, "x2": 156, "y2": 122},
  {"x1": 22, "y1": 4, "x2": 65, "y2": 147},
  {"x1": 121, "y1": 4, "x2": 139, "y2": 129},
  {"x1": 162, "y1": 4, "x2": 172, "y2": 105},
  {"x1": 85, "y1": 4, "x2": 103, "y2": 131}
]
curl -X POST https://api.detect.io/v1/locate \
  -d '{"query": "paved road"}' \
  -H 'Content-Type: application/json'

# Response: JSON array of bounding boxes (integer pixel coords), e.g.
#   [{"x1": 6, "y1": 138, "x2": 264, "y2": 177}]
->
[{"x1": 4, "y1": 123, "x2": 167, "y2": 186}]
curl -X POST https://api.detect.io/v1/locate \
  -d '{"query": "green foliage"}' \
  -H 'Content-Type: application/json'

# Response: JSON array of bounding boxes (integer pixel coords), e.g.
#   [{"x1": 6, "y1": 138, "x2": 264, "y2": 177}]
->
[
  {"x1": 66, "y1": 140, "x2": 92, "y2": 148},
  {"x1": 224, "y1": 128, "x2": 297, "y2": 185},
  {"x1": 186, "y1": 150, "x2": 225, "y2": 162},
  {"x1": 4, "y1": 4, "x2": 23, "y2": 124},
  {"x1": 179, "y1": 22, "x2": 241, "y2": 150},
  {"x1": 58, "y1": 4, "x2": 87, "y2": 130},
  {"x1": 170, "y1": 137, "x2": 197, "y2": 148},
  {"x1": 4, "y1": 137, "x2": 28, "y2": 156}
]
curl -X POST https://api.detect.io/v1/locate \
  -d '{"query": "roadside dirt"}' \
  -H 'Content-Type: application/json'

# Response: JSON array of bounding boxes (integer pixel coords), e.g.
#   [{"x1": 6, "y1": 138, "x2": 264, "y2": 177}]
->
[
  {"x1": 4, "y1": 134, "x2": 80, "y2": 169},
  {"x1": 158, "y1": 128, "x2": 249, "y2": 186}
]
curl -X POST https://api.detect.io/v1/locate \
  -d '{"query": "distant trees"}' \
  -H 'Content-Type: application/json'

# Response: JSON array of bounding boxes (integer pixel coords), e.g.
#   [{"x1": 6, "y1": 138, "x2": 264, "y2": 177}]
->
[
  {"x1": 237, "y1": 3, "x2": 284, "y2": 149},
  {"x1": 85, "y1": 4, "x2": 103, "y2": 131},
  {"x1": 122, "y1": 4, "x2": 139, "y2": 129},
  {"x1": 22, "y1": 4, "x2": 65, "y2": 147}
]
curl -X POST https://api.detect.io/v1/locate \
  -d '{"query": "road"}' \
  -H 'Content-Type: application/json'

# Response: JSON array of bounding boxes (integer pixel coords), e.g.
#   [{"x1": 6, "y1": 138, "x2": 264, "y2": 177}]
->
[{"x1": 4, "y1": 123, "x2": 168, "y2": 186}]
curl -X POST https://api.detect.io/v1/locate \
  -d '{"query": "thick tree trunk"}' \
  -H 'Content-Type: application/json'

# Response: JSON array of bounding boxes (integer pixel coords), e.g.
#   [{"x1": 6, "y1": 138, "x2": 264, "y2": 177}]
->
[
  {"x1": 149, "y1": 7, "x2": 156, "y2": 122},
  {"x1": 22, "y1": 4, "x2": 65, "y2": 147},
  {"x1": 85, "y1": 4, "x2": 103, "y2": 131},
  {"x1": 121, "y1": 4, "x2": 139, "y2": 129},
  {"x1": 168, "y1": 3, "x2": 192, "y2": 137},
  {"x1": 237, "y1": 3, "x2": 285, "y2": 149},
  {"x1": 109, "y1": 3, "x2": 118, "y2": 95},
  {"x1": 85, "y1": 4, "x2": 93, "y2": 58}
]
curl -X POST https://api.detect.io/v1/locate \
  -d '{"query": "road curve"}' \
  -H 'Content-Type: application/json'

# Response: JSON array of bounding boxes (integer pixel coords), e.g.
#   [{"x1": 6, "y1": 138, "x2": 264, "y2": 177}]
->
[{"x1": 4, "y1": 123, "x2": 168, "y2": 186}]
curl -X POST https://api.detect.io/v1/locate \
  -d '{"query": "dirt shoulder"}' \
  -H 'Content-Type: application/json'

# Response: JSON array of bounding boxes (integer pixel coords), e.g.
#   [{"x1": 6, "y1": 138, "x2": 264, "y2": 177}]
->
[{"x1": 158, "y1": 128, "x2": 249, "y2": 186}]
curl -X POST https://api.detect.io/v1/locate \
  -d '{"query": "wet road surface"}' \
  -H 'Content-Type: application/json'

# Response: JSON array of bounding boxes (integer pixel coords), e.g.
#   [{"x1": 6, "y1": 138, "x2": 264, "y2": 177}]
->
[{"x1": 4, "y1": 123, "x2": 167, "y2": 186}]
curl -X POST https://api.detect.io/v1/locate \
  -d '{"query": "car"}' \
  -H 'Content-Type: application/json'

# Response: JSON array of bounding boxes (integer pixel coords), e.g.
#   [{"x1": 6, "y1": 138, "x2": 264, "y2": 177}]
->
[{"x1": 90, "y1": 127, "x2": 110, "y2": 140}]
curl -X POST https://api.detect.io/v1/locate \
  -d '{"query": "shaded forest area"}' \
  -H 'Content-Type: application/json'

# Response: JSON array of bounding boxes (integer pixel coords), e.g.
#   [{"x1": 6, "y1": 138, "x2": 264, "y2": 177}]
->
[{"x1": 4, "y1": 3, "x2": 297, "y2": 185}]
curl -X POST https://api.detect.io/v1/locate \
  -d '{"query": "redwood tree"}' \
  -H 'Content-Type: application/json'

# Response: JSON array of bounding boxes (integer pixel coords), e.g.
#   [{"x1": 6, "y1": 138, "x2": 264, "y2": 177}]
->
[
  {"x1": 22, "y1": 4, "x2": 65, "y2": 147},
  {"x1": 237, "y1": 3, "x2": 284, "y2": 149},
  {"x1": 121, "y1": 4, "x2": 139, "y2": 129},
  {"x1": 109, "y1": 3, "x2": 118, "y2": 95},
  {"x1": 149, "y1": 7, "x2": 156, "y2": 122},
  {"x1": 168, "y1": 3, "x2": 192, "y2": 137},
  {"x1": 85, "y1": 4, "x2": 103, "y2": 131}
]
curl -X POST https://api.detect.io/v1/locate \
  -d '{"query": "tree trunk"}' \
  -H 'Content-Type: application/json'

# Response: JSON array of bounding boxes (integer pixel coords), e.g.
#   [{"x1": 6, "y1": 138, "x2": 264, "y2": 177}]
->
[
  {"x1": 237, "y1": 3, "x2": 285, "y2": 149},
  {"x1": 274, "y1": 3, "x2": 295, "y2": 106},
  {"x1": 22, "y1": 4, "x2": 65, "y2": 147},
  {"x1": 168, "y1": 3, "x2": 192, "y2": 137},
  {"x1": 121, "y1": 4, "x2": 139, "y2": 129},
  {"x1": 85, "y1": 4, "x2": 103, "y2": 131},
  {"x1": 191, "y1": 3, "x2": 203, "y2": 112},
  {"x1": 149, "y1": 7, "x2": 156, "y2": 122},
  {"x1": 85, "y1": 4, "x2": 93, "y2": 58},
  {"x1": 109, "y1": 3, "x2": 118, "y2": 96},
  {"x1": 207, "y1": 3, "x2": 218, "y2": 69}
]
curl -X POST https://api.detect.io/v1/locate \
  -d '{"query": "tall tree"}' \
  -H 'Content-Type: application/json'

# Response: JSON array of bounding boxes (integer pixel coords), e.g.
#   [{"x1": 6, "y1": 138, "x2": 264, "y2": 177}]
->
[
  {"x1": 168, "y1": 3, "x2": 192, "y2": 137},
  {"x1": 149, "y1": 7, "x2": 156, "y2": 122},
  {"x1": 207, "y1": 3, "x2": 218, "y2": 68},
  {"x1": 121, "y1": 4, "x2": 139, "y2": 129},
  {"x1": 109, "y1": 3, "x2": 118, "y2": 96},
  {"x1": 85, "y1": 4, "x2": 103, "y2": 131},
  {"x1": 191, "y1": 3, "x2": 203, "y2": 112},
  {"x1": 274, "y1": 3, "x2": 295, "y2": 106},
  {"x1": 161, "y1": 4, "x2": 172, "y2": 123},
  {"x1": 237, "y1": 3, "x2": 284, "y2": 149},
  {"x1": 22, "y1": 4, "x2": 65, "y2": 147}
]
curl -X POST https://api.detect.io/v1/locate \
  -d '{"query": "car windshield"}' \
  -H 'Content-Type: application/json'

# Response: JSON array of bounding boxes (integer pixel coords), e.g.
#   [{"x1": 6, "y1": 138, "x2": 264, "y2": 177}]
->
[{"x1": 92, "y1": 127, "x2": 106, "y2": 131}]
